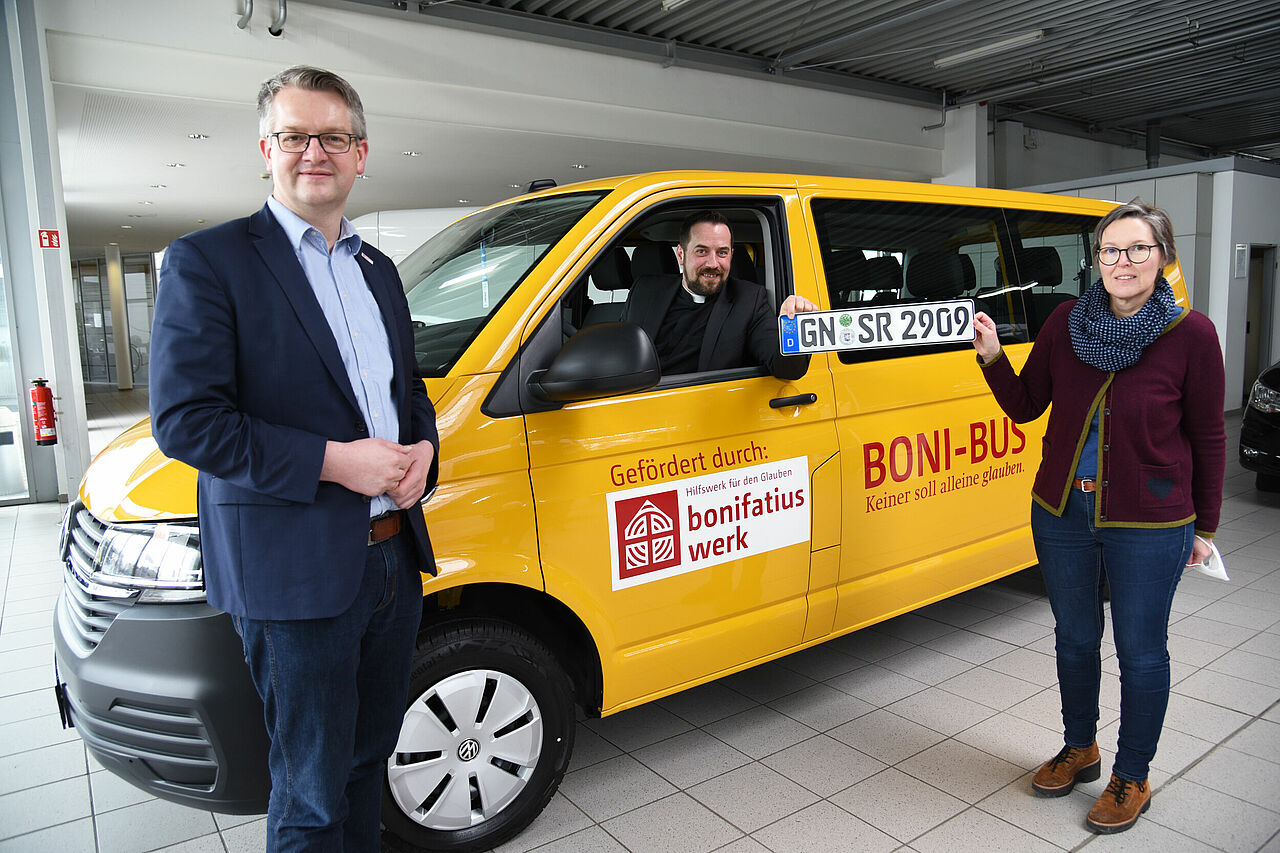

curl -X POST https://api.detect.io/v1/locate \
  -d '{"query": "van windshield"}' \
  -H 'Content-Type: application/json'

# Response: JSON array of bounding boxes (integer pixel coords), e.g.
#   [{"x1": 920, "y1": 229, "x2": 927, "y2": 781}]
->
[{"x1": 399, "y1": 191, "x2": 607, "y2": 376}]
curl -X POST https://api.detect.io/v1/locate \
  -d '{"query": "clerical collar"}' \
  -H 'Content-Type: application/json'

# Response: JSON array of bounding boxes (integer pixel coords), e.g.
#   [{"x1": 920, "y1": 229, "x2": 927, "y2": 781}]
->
[{"x1": 680, "y1": 281, "x2": 708, "y2": 304}]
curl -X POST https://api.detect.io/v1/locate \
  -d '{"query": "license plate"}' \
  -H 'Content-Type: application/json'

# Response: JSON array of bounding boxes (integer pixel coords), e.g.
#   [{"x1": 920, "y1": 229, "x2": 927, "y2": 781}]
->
[{"x1": 779, "y1": 299, "x2": 976, "y2": 354}]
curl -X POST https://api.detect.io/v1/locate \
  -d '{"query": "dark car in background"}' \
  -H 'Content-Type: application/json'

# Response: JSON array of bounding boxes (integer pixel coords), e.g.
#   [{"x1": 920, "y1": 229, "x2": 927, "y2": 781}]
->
[{"x1": 1241, "y1": 360, "x2": 1280, "y2": 492}]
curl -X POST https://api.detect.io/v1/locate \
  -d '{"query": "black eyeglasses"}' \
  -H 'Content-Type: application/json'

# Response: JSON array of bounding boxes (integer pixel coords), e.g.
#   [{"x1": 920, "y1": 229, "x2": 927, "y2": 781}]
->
[
  {"x1": 267, "y1": 132, "x2": 362, "y2": 154},
  {"x1": 1097, "y1": 244, "x2": 1156, "y2": 265}
]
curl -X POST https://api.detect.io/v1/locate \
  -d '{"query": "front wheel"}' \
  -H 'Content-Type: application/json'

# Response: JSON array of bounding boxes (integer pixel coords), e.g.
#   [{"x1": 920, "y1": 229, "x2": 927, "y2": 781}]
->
[{"x1": 382, "y1": 619, "x2": 575, "y2": 853}]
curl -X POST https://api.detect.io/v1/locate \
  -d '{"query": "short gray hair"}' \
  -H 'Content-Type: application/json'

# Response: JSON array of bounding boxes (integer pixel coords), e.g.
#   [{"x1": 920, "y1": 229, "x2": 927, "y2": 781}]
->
[
  {"x1": 257, "y1": 66, "x2": 366, "y2": 139},
  {"x1": 1093, "y1": 199, "x2": 1177, "y2": 266}
]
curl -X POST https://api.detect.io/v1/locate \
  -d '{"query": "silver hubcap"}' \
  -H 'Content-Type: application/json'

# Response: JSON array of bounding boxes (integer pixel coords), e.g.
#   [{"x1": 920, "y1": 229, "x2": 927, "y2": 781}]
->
[{"x1": 387, "y1": 669, "x2": 544, "y2": 830}]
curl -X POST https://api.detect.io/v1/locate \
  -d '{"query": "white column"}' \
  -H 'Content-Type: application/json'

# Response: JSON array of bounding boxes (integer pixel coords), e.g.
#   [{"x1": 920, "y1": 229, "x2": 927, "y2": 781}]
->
[
  {"x1": 104, "y1": 245, "x2": 133, "y2": 391},
  {"x1": 937, "y1": 103, "x2": 990, "y2": 188}
]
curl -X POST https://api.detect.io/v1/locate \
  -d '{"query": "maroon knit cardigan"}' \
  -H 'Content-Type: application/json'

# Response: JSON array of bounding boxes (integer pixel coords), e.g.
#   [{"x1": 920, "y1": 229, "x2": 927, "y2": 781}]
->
[{"x1": 980, "y1": 302, "x2": 1225, "y2": 536}]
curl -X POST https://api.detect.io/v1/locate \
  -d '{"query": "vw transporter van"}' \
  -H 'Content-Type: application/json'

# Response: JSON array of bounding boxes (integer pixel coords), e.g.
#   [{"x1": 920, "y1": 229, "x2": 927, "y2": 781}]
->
[{"x1": 53, "y1": 172, "x2": 1187, "y2": 852}]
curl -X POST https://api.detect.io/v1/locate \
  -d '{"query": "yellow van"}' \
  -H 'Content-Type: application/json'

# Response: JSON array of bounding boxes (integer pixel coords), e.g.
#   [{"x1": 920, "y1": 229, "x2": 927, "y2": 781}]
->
[{"x1": 53, "y1": 172, "x2": 1187, "y2": 852}]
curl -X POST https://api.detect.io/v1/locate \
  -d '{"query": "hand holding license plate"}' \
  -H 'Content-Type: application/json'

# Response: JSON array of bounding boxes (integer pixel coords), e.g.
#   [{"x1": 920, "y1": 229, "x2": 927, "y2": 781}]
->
[{"x1": 779, "y1": 299, "x2": 975, "y2": 354}]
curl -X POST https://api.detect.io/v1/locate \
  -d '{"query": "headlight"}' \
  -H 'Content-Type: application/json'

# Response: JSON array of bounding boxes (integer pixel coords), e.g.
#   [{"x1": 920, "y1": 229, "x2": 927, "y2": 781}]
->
[
  {"x1": 94, "y1": 522, "x2": 205, "y2": 603},
  {"x1": 1248, "y1": 379, "x2": 1280, "y2": 414}
]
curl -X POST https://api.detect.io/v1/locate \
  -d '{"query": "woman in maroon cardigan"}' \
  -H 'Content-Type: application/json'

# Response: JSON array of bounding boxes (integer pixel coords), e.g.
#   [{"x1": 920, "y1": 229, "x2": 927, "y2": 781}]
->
[{"x1": 973, "y1": 200, "x2": 1225, "y2": 834}]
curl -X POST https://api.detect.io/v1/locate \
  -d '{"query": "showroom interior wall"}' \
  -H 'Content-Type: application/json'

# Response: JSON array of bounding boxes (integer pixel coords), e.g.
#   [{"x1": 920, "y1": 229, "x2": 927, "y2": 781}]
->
[
  {"x1": 995, "y1": 119, "x2": 1198, "y2": 190},
  {"x1": 11, "y1": 0, "x2": 1278, "y2": 497},
  {"x1": 1210, "y1": 168, "x2": 1280, "y2": 404}
]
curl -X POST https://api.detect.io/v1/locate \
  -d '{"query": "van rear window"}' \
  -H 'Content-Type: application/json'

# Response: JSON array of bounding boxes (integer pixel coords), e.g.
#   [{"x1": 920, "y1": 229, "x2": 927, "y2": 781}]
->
[
  {"x1": 399, "y1": 191, "x2": 606, "y2": 376},
  {"x1": 810, "y1": 198, "x2": 1099, "y2": 363}
]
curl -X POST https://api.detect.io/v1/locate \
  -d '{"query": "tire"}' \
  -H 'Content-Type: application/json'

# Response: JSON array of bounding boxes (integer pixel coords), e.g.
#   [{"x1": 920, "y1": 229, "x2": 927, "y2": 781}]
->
[
  {"x1": 381, "y1": 619, "x2": 575, "y2": 853},
  {"x1": 1257, "y1": 472, "x2": 1280, "y2": 493}
]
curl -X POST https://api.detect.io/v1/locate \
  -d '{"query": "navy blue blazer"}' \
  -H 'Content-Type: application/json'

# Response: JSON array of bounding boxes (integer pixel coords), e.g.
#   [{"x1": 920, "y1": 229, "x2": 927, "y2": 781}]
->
[
  {"x1": 620, "y1": 274, "x2": 810, "y2": 380},
  {"x1": 150, "y1": 204, "x2": 439, "y2": 620}
]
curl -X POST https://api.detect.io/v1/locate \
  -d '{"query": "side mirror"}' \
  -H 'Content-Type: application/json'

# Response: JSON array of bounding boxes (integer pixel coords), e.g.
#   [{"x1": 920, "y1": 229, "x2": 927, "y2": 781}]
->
[{"x1": 527, "y1": 322, "x2": 660, "y2": 403}]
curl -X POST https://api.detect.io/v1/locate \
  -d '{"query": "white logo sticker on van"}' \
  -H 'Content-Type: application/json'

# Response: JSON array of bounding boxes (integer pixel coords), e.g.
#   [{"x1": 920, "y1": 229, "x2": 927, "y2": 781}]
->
[{"x1": 607, "y1": 457, "x2": 810, "y2": 590}]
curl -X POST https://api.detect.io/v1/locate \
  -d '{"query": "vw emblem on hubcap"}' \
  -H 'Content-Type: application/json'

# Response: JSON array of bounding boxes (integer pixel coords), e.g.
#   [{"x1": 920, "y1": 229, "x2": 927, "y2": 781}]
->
[{"x1": 458, "y1": 738, "x2": 481, "y2": 762}]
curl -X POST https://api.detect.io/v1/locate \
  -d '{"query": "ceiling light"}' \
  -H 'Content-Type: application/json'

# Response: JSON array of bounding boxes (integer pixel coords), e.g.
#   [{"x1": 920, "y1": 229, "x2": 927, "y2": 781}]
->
[
  {"x1": 661, "y1": 0, "x2": 694, "y2": 10},
  {"x1": 120, "y1": 225, "x2": 133, "y2": 229},
  {"x1": 139, "y1": 201, "x2": 153, "y2": 205},
  {"x1": 457, "y1": 199, "x2": 471, "y2": 204},
  {"x1": 933, "y1": 29, "x2": 1044, "y2": 69}
]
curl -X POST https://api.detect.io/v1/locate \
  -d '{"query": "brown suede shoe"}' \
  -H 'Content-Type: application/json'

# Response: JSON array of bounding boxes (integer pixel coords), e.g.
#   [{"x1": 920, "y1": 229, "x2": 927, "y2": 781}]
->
[
  {"x1": 1031, "y1": 742, "x2": 1101, "y2": 797},
  {"x1": 1087, "y1": 774, "x2": 1151, "y2": 833}
]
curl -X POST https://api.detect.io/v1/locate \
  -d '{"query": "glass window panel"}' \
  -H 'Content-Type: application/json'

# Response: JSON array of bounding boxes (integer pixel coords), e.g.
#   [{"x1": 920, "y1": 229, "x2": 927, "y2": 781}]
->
[
  {"x1": 811, "y1": 198, "x2": 1011, "y2": 363},
  {"x1": 400, "y1": 191, "x2": 606, "y2": 376},
  {"x1": 1001, "y1": 210, "x2": 1098, "y2": 338},
  {"x1": 123, "y1": 256, "x2": 154, "y2": 384},
  {"x1": 0, "y1": 240, "x2": 29, "y2": 499}
]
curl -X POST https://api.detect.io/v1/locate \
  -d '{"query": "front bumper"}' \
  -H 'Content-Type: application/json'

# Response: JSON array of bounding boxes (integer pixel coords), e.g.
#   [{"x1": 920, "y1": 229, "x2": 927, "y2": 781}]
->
[{"x1": 53, "y1": 590, "x2": 270, "y2": 813}]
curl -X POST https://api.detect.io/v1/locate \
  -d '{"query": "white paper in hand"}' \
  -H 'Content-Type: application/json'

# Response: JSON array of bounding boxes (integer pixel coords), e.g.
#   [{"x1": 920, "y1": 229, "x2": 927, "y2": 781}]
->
[{"x1": 1190, "y1": 535, "x2": 1228, "y2": 581}]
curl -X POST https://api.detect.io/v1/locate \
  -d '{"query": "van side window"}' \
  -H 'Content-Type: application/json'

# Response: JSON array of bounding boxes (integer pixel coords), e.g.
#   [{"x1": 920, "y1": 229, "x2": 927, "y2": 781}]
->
[
  {"x1": 811, "y1": 199, "x2": 1099, "y2": 363},
  {"x1": 565, "y1": 199, "x2": 791, "y2": 384},
  {"x1": 1000, "y1": 209, "x2": 1097, "y2": 337}
]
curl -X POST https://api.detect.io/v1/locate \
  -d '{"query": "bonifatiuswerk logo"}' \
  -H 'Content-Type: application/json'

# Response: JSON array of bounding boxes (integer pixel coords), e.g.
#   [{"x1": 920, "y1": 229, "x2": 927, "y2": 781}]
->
[{"x1": 613, "y1": 491, "x2": 681, "y2": 580}]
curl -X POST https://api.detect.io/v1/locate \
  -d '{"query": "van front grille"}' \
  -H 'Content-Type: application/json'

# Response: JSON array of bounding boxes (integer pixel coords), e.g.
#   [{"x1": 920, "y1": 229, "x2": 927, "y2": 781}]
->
[{"x1": 58, "y1": 501, "x2": 137, "y2": 654}]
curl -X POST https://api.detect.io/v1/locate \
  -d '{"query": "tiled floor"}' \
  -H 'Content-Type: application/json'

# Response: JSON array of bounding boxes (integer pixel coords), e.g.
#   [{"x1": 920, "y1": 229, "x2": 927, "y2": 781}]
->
[
  {"x1": 1, "y1": 387, "x2": 1278, "y2": 852},
  {"x1": 82, "y1": 385, "x2": 153, "y2": 460}
]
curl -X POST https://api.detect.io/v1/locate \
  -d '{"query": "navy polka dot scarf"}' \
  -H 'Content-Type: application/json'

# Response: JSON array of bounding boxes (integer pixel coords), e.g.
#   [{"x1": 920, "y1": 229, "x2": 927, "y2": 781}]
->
[{"x1": 1068, "y1": 277, "x2": 1182, "y2": 372}]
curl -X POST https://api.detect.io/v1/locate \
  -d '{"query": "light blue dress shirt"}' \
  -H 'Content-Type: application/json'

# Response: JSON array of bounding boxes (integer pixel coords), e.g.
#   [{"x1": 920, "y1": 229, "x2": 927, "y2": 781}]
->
[{"x1": 267, "y1": 197, "x2": 399, "y2": 517}]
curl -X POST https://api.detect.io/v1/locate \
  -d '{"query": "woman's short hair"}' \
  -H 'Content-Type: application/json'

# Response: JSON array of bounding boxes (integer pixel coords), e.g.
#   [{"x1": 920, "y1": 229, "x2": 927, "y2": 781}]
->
[
  {"x1": 1093, "y1": 199, "x2": 1177, "y2": 266},
  {"x1": 257, "y1": 66, "x2": 367, "y2": 140}
]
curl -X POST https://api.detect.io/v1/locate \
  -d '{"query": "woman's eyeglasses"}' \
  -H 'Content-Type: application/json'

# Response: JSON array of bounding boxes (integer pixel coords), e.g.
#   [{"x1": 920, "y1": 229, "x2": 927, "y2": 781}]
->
[{"x1": 1096, "y1": 244, "x2": 1156, "y2": 265}]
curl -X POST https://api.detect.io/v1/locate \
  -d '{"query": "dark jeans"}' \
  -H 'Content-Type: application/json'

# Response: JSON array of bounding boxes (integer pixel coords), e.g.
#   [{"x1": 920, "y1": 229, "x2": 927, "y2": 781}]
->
[
  {"x1": 233, "y1": 532, "x2": 422, "y2": 852},
  {"x1": 1031, "y1": 490, "x2": 1192, "y2": 782}
]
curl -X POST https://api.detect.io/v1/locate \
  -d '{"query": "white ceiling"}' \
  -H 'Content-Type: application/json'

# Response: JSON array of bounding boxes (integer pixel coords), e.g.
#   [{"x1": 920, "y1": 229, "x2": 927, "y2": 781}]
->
[{"x1": 45, "y1": 1, "x2": 936, "y2": 256}]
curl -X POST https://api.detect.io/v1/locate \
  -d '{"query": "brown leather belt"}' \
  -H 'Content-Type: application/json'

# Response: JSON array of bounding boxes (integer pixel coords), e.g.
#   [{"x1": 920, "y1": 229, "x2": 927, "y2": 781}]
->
[
  {"x1": 1072, "y1": 478, "x2": 1098, "y2": 493},
  {"x1": 368, "y1": 510, "x2": 403, "y2": 545}
]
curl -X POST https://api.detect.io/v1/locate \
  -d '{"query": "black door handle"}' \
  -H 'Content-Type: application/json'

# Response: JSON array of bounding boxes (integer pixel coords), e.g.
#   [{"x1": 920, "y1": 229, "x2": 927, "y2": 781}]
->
[{"x1": 769, "y1": 393, "x2": 817, "y2": 409}]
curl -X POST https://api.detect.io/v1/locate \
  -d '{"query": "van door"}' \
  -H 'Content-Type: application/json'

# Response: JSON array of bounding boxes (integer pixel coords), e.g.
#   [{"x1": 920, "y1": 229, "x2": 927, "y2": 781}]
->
[
  {"x1": 521, "y1": 192, "x2": 839, "y2": 713},
  {"x1": 804, "y1": 193, "x2": 1100, "y2": 633}
]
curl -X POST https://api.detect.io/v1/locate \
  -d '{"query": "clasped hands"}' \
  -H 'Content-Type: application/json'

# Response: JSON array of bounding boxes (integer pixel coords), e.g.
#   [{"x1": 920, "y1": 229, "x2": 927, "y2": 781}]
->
[{"x1": 321, "y1": 438, "x2": 435, "y2": 509}]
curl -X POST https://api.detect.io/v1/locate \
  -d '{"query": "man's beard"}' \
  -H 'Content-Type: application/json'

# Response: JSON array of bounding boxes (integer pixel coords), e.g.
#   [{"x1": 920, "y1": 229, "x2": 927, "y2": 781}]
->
[{"x1": 685, "y1": 267, "x2": 725, "y2": 298}]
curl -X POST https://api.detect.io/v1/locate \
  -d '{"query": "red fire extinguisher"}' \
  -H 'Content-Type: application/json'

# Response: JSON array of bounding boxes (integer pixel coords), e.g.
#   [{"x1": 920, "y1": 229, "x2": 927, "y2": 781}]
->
[{"x1": 30, "y1": 378, "x2": 57, "y2": 446}]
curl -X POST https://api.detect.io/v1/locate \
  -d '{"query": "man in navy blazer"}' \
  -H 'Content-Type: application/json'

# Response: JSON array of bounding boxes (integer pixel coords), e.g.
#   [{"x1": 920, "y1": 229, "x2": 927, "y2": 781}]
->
[
  {"x1": 620, "y1": 211, "x2": 816, "y2": 379},
  {"x1": 150, "y1": 66, "x2": 437, "y2": 852}
]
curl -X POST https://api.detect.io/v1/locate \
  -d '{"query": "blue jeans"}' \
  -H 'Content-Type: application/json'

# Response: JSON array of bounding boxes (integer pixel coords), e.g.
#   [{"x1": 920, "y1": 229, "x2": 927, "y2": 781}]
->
[
  {"x1": 1031, "y1": 490, "x2": 1192, "y2": 782},
  {"x1": 233, "y1": 532, "x2": 422, "y2": 852}
]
